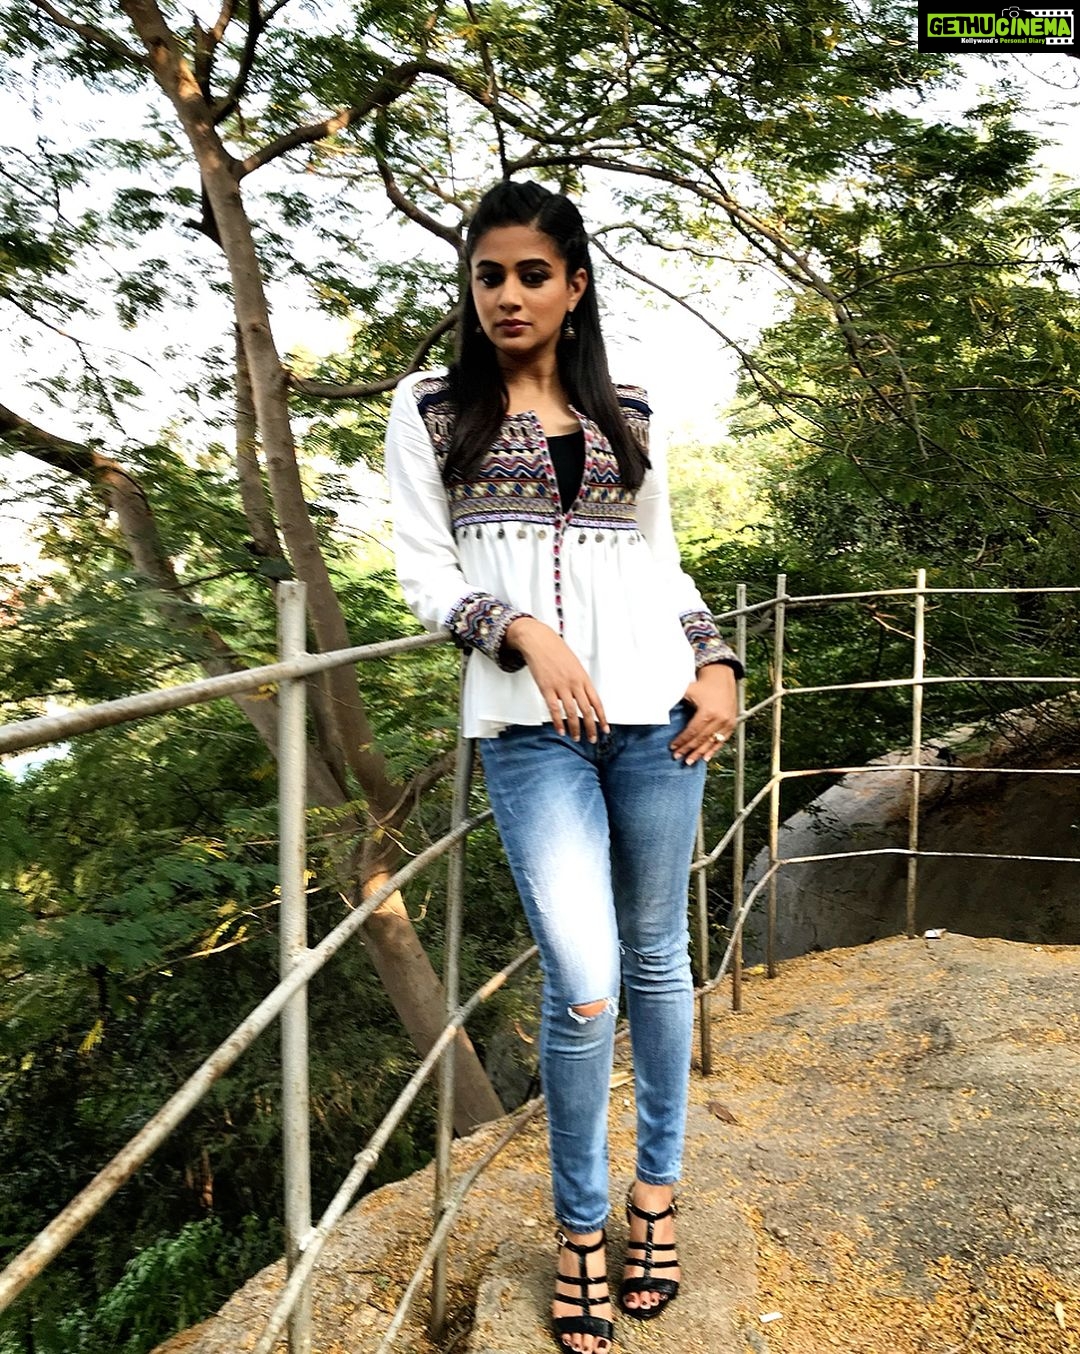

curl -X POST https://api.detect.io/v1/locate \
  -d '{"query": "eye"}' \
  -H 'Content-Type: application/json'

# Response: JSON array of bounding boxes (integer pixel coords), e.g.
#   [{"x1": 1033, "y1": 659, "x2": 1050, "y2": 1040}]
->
[
  {"x1": 475, "y1": 271, "x2": 501, "y2": 288},
  {"x1": 522, "y1": 270, "x2": 550, "y2": 286}
]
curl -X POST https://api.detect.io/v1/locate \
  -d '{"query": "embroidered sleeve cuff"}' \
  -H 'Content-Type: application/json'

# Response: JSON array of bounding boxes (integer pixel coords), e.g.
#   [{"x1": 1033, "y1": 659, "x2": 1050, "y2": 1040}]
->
[
  {"x1": 680, "y1": 609, "x2": 745, "y2": 680},
  {"x1": 444, "y1": 591, "x2": 532, "y2": 672}
]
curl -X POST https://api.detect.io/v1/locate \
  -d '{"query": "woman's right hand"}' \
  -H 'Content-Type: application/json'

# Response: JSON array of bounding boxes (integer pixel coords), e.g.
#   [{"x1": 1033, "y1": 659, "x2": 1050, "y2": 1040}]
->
[{"x1": 504, "y1": 617, "x2": 609, "y2": 742}]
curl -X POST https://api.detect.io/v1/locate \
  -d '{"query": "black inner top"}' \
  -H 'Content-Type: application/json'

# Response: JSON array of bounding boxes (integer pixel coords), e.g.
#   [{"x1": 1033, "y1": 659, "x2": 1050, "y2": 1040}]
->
[{"x1": 546, "y1": 429, "x2": 586, "y2": 513}]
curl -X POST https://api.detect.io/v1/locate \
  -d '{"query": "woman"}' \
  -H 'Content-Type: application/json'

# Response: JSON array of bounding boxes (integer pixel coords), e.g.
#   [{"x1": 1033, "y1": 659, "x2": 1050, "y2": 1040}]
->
[{"x1": 384, "y1": 180, "x2": 743, "y2": 1354}]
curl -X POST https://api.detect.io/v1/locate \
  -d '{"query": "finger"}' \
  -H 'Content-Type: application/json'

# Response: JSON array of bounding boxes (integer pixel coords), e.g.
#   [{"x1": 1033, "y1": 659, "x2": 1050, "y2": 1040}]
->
[
  {"x1": 688, "y1": 729, "x2": 728, "y2": 766},
  {"x1": 573, "y1": 686, "x2": 602, "y2": 742},
  {"x1": 585, "y1": 683, "x2": 609, "y2": 734},
  {"x1": 671, "y1": 714, "x2": 707, "y2": 757},
  {"x1": 545, "y1": 691, "x2": 567, "y2": 736},
  {"x1": 560, "y1": 690, "x2": 583, "y2": 742}
]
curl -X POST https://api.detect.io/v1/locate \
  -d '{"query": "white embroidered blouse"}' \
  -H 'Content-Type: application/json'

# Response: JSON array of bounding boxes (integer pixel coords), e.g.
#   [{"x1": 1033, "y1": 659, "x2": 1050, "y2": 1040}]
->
[{"x1": 383, "y1": 368, "x2": 742, "y2": 740}]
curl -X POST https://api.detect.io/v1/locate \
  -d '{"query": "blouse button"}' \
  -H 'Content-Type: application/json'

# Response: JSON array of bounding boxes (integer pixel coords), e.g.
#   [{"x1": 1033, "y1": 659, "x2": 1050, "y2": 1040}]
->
[
  {"x1": 578, "y1": 532, "x2": 586, "y2": 543},
  {"x1": 517, "y1": 527, "x2": 527, "y2": 538},
  {"x1": 538, "y1": 528, "x2": 547, "y2": 540},
  {"x1": 595, "y1": 531, "x2": 603, "y2": 542}
]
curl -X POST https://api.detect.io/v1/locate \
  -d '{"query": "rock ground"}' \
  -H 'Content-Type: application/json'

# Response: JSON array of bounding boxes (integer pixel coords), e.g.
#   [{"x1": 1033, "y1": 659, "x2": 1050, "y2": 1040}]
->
[{"x1": 155, "y1": 934, "x2": 1080, "y2": 1354}]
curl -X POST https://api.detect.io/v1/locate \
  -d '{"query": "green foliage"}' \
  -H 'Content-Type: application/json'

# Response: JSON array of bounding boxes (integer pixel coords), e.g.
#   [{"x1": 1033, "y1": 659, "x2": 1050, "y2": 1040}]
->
[{"x1": 0, "y1": 1217, "x2": 278, "y2": 1354}]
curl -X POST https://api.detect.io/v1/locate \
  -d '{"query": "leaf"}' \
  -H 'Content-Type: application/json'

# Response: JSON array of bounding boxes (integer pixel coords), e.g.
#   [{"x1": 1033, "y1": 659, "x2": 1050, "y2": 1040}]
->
[{"x1": 708, "y1": 1101, "x2": 741, "y2": 1124}]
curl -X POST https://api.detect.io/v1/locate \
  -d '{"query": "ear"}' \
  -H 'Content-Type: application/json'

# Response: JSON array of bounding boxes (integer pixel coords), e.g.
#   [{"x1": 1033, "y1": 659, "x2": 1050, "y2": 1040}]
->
[{"x1": 567, "y1": 266, "x2": 589, "y2": 308}]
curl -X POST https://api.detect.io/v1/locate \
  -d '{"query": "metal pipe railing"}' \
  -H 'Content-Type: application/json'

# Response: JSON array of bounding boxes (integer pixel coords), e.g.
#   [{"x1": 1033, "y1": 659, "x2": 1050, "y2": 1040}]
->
[
  {"x1": 276, "y1": 582, "x2": 314, "y2": 1353},
  {"x1": 0, "y1": 631, "x2": 443, "y2": 756},
  {"x1": 730, "y1": 582, "x2": 748, "y2": 1013},
  {"x1": 2, "y1": 570, "x2": 1078, "y2": 1354},
  {"x1": 906, "y1": 568, "x2": 927, "y2": 938},
  {"x1": 766, "y1": 573, "x2": 787, "y2": 979},
  {"x1": 431, "y1": 653, "x2": 473, "y2": 1339},
  {"x1": 251, "y1": 943, "x2": 539, "y2": 1354},
  {"x1": 694, "y1": 812, "x2": 712, "y2": 1075}
]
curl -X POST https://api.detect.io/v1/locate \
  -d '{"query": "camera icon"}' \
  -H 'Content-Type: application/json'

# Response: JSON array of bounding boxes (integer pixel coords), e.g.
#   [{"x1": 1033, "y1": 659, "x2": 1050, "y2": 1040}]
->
[{"x1": 1001, "y1": 5, "x2": 1020, "y2": 14}]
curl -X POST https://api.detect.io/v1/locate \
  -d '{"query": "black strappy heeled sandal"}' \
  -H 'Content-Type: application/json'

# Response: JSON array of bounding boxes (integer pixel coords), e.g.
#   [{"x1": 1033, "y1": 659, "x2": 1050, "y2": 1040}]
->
[
  {"x1": 618, "y1": 1187, "x2": 680, "y2": 1322},
  {"x1": 552, "y1": 1227, "x2": 615, "y2": 1352}
]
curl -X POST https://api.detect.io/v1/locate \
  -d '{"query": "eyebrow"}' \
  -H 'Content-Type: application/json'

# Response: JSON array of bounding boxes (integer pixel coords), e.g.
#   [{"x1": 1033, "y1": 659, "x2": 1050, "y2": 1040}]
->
[{"x1": 473, "y1": 257, "x2": 554, "y2": 269}]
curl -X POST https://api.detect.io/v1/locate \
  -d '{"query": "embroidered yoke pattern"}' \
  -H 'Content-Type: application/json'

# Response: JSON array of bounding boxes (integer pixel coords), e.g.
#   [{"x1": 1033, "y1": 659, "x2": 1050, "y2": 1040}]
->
[{"x1": 409, "y1": 375, "x2": 742, "y2": 679}]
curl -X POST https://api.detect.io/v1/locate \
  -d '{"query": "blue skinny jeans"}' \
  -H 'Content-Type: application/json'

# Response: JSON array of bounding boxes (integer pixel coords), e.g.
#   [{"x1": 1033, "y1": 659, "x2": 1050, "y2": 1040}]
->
[{"x1": 478, "y1": 699, "x2": 707, "y2": 1233}]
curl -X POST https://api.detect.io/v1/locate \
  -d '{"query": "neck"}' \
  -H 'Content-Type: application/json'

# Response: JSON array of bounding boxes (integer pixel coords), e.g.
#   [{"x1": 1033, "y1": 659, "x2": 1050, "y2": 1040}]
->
[{"x1": 497, "y1": 349, "x2": 562, "y2": 398}]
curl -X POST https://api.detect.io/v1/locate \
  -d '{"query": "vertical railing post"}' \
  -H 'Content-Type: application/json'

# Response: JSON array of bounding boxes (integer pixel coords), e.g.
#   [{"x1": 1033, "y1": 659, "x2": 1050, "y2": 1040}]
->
[
  {"x1": 277, "y1": 581, "x2": 313, "y2": 1354},
  {"x1": 694, "y1": 812, "x2": 712, "y2": 1077},
  {"x1": 767, "y1": 574, "x2": 787, "y2": 980},
  {"x1": 906, "y1": 568, "x2": 927, "y2": 938},
  {"x1": 431, "y1": 655, "x2": 473, "y2": 1339},
  {"x1": 731, "y1": 582, "x2": 748, "y2": 1013}
]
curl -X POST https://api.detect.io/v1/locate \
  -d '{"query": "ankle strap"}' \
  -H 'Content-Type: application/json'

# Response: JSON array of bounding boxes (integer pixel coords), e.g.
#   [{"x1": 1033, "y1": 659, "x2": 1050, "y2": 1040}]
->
[
  {"x1": 625, "y1": 1190, "x2": 678, "y2": 1223},
  {"x1": 555, "y1": 1227, "x2": 606, "y2": 1255}
]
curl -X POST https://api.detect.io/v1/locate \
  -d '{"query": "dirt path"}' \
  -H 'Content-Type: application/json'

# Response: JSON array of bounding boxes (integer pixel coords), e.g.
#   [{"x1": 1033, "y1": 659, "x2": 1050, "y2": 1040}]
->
[{"x1": 156, "y1": 934, "x2": 1080, "y2": 1354}]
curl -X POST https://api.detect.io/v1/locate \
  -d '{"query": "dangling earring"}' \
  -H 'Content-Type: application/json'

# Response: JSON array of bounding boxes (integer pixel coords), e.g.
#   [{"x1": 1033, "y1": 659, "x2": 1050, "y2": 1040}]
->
[{"x1": 562, "y1": 312, "x2": 577, "y2": 341}]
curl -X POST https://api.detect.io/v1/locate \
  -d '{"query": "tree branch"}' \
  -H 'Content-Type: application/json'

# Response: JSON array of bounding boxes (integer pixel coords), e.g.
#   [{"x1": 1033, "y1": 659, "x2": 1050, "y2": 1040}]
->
[
  {"x1": 0, "y1": 400, "x2": 358, "y2": 802},
  {"x1": 211, "y1": 0, "x2": 263, "y2": 126},
  {"x1": 374, "y1": 146, "x2": 465, "y2": 255},
  {"x1": 238, "y1": 60, "x2": 431, "y2": 177},
  {"x1": 288, "y1": 308, "x2": 460, "y2": 399},
  {"x1": 30, "y1": 0, "x2": 148, "y2": 66},
  {"x1": 589, "y1": 234, "x2": 822, "y2": 411},
  {"x1": 463, "y1": 0, "x2": 508, "y2": 178}
]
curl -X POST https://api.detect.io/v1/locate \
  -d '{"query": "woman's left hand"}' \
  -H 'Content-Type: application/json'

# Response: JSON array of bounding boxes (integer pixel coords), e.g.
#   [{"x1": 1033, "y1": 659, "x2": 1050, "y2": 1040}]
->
[{"x1": 671, "y1": 663, "x2": 739, "y2": 766}]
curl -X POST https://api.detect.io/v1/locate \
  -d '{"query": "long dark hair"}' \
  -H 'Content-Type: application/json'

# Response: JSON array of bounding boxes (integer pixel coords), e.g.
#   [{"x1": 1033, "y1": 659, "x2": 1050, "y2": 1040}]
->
[{"x1": 442, "y1": 180, "x2": 649, "y2": 489}]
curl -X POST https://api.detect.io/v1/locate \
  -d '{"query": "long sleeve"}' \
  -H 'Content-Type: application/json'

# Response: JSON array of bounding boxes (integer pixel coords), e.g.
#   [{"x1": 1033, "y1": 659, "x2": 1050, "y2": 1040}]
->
[
  {"x1": 383, "y1": 377, "x2": 531, "y2": 671},
  {"x1": 634, "y1": 414, "x2": 745, "y2": 680}
]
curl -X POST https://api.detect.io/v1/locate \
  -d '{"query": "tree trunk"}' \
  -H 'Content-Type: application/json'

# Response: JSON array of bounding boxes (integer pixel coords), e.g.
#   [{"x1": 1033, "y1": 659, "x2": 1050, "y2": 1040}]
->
[
  {"x1": 114, "y1": 1, "x2": 505, "y2": 1129},
  {"x1": 360, "y1": 868, "x2": 505, "y2": 1133}
]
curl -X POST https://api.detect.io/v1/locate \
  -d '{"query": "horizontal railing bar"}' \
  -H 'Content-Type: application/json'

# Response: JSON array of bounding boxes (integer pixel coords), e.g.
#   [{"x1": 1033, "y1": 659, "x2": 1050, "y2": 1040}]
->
[
  {"x1": 780, "y1": 764, "x2": 1080, "y2": 780},
  {"x1": 0, "y1": 632, "x2": 444, "y2": 755},
  {"x1": 711, "y1": 596, "x2": 780, "y2": 622},
  {"x1": 0, "y1": 805, "x2": 491, "y2": 1314},
  {"x1": 777, "y1": 847, "x2": 1080, "y2": 867},
  {"x1": 683, "y1": 753, "x2": 1080, "y2": 876},
  {"x1": 711, "y1": 585, "x2": 1080, "y2": 622},
  {"x1": 372, "y1": 1096, "x2": 547, "y2": 1354},
  {"x1": 740, "y1": 690, "x2": 779, "y2": 722},
  {"x1": 253, "y1": 943, "x2": 540, "y2": 1354},
  {"x1": 779, "y1": 675, "x2": 1080, "y2": 699}
]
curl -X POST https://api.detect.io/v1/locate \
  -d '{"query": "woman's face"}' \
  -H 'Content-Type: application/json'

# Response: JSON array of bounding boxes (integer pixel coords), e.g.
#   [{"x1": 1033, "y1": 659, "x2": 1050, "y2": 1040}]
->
[{"x1": 469, "y1": 223, "x2": 588, "y2": 364}]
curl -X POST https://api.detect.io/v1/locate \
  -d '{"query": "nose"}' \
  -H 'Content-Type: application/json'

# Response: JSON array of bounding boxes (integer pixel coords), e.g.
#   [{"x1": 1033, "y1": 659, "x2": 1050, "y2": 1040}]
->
[{"x1": 498, "y1": 278, "x2": 523, "y2": 310}]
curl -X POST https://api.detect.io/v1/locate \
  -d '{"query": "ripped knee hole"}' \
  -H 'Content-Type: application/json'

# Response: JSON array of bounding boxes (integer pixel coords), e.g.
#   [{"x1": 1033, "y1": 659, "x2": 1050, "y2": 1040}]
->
[{"x1": 567, "y1": 996, "x2": 618, "y2": 1024}]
